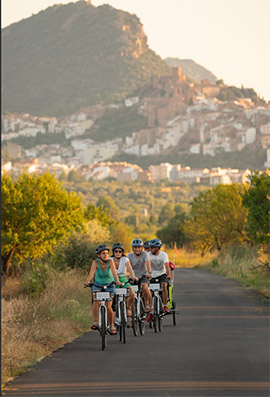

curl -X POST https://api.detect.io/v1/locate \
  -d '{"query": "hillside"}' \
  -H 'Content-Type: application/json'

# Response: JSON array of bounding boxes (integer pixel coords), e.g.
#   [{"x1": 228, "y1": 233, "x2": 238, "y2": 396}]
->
[
  {"x1": 165, "y1": 57, "x2": 217, "y2": 84},
  {"x1": 2, "y1": 1, "x2": 170, "y2": 117}
]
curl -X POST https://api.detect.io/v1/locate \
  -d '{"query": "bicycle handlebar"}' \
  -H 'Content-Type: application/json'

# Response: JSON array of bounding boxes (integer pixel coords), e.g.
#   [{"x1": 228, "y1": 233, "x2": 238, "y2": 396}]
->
[{"x1": 84, "y1": 281, "x2": 116, "y2": 289}]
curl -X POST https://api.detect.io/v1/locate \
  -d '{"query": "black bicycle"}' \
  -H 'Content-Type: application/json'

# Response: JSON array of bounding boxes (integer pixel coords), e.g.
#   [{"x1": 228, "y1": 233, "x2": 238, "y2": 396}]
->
[{"x1": 149, "y1": 281, "x2": 164, "y2": 333}]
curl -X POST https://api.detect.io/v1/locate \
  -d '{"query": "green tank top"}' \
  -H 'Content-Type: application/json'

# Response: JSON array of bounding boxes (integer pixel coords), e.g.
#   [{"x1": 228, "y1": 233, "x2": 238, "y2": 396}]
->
[{"x1": 94, "y1": 258, "x2": 114, "y2": 285}]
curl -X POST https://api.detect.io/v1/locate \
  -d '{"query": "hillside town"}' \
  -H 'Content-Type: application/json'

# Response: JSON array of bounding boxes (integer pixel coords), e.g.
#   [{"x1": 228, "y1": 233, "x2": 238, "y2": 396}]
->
[{"x1": 2, "y1": 67, "x2": 270, "y2": 183}]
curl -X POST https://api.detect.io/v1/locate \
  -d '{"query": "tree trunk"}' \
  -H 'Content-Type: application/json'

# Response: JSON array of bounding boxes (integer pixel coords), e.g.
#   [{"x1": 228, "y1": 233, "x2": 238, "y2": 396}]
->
[{"x1": 1, "y1": 247, "x2": 18, "y2": 275}]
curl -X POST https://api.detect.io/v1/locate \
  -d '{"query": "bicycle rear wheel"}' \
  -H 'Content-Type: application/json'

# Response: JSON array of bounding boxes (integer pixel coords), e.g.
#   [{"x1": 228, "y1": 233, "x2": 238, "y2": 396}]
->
[
  {"x1": 132, "y1": 299, "x2": 139, "y2": 336},
  {"x1": 153, "y1": 296, "x2": 158, "y2": 333},
  {"x1": 120, "y1": 301, "x2": 126, "y2": 344},
  {"x1": 139, "y1": 298, "x2": 145, "y2": 336},
  {"x1": 100, "y1": 305, "x2": 107, "y2": 350},
  {"x1": 172, "y1": 300, "x2": 176, "y2": 326},
  {"x1": 158, "y1": 297, "x2": 163, "y2": 332}
]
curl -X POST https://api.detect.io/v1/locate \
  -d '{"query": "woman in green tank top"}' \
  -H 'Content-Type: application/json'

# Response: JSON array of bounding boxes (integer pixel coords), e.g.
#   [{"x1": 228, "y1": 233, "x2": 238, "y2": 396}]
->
[{"x1": 85, "y1": 245, "x2": 121, "y2": 334}]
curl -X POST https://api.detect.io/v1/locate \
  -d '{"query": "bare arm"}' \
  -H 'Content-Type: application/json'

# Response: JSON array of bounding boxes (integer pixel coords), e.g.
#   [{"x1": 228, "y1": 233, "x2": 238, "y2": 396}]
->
[
  {"x1": 85, "y1": 260, "x2": 97, "y2": 285},
  {"x1": 145, "y1": 259, "x2": 151, "y2": 274},
  {"x1": 126, "y1": 260, "x2": 137, "y2": 280},
  {"x1": 109, "y1": 259, "x2": 121, "y2": 285}
]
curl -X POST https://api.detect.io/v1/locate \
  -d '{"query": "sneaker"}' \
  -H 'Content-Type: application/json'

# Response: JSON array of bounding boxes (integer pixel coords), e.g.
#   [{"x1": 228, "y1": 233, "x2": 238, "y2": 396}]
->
[
  {"x1": 146, "y1": 312, "x2": 153, "y2": 322},
  {"x1": 163, "y1": 305, "x2": 170, "y2": 314}
]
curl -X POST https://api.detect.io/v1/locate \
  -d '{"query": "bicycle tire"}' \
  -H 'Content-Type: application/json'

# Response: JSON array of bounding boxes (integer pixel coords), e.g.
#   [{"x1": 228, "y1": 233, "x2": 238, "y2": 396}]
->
[
  {"x1": 100, "y1": 305, "x2": 107, "y2": 350},
  {"x1": 158, "y1": 296, "x2": 163, "y2": 332},
  {"x1": 132, "y1": 299, "x2": 139, "y2": 336},
  {"x1": 139, "y1": 298, "x2": 145, "y2": 336},
  {"x1": 153, "y1": 296, "x2": 158, "y2": 333},
  {"x1": 120, "y1": 301, "x2": 126, "y2": 344},
  {"x1": 172, "y1": 300, "x2": 176, "y2": 326}
]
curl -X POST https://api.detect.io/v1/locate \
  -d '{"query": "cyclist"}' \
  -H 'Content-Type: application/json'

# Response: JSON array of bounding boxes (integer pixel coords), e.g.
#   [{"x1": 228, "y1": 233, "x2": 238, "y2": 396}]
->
[
  {"x1": 148, "y1": 238, "x2": 171, "y2": 315},
  {"x1": 127, "y1": 238, "x2": 152, "y2": 319},
  {"x1": 84, "y1": 244, "x2": 121, "y2": 335},
  {"x1": 143, "y1": 241, "x2": 151, "y2": 252},
  {"x1": 110, "y1": 243, "x2": 138, "y2": 327}
]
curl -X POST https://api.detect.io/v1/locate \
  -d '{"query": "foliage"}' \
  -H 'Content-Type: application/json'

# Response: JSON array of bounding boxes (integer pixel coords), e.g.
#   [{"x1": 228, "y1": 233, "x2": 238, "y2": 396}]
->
[
  {"x1": 2, "y1": 2, "x2": 170, "y2": 116},
  {"x1": 184, "y1": 184, "x2": 248, "y2": 255},
  {"x1": 67, "y1": 170, "x2": 86, "y2": 182},
  {"x1": 9, "y1": 132, "x2": 70, "y2": 150},
  {"x1": 1, "y1": 172, "x2": 84, "y2": 275},
  {"x1": 109, "y1": 222, "x2": 134, "y2": 253},
  {"x1": 157, "y1": 212, "x2": 187, "y2": 247},
  {"x1": 158, "y1": 202, "x2": 175, "y2": 225},
  {"x1": 242, "y1": 170, "x2": 270, "y2": 245},
  {"x1": 84, "y1": 203, "x2": 113, "y2": 227},
  {"x1": 217, "y1": 85, "x2": 264, "y2": 104},
  {"x1": 109, "y1": 147, "x2": 266, "y2": 170},
  {"x1": 85, "y1": 106, "x2": 147, "y2": 141},
  {"x1": 164, "y1": 57, "x2": 217, "y2": 84},
  {"x1": 97, "y1": 195, "x2": 120, "y2": 221}
]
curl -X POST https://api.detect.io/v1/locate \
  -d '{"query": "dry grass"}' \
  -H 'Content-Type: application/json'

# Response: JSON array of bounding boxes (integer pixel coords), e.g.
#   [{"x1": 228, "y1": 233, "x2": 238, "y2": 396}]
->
[
  {"x1": 166, "y1": 247, "x2": 218, "y2": 268},
  {"x1": 1, "y1": 269, "x2": 92, "y2": 385}
]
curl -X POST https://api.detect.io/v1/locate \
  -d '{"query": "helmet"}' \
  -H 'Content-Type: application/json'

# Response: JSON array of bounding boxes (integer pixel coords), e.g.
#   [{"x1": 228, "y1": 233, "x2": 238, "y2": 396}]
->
[
  {"x1": 95, "y1": 244, "x2": 110, "y2": 255},
  {"x1": 143, "y1": 241, "x2": 151, "y2": 249},
  {"x1": 112, "y1": 243, "x2": 124, "y2": 252},
  {"x1": 150, "y1": 238, "x2": 162, "y2": 248},
  {"x1": 169, "y1": 261, "x2": 175, "y2": 270},
  {"x1": 131, "y1": 238, "x2": 143, "y2": 247}
]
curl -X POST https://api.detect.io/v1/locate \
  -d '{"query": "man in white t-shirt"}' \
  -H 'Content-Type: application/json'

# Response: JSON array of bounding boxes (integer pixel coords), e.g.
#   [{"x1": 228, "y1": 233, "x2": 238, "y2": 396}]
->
[{"x1": 148, "y1": 238, "x2": 171, "y2": 314}]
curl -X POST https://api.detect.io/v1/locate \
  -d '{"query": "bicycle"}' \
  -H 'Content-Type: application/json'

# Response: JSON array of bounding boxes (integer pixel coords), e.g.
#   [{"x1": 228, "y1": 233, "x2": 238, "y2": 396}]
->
[
  {"x1": 114, "y1": 284, "x2": 129, "y2": 344},
  {"x1": 131, "y1": 282, "x2": 146, "y2": 336},
  {"x1": 167, "y1": 279, "x2": 179, "y2": 326},
  {"x1": 149, "y1": 281, "x2": 164, "y2": 333},
  {"x1": 84, "y1": 281, "x2": 115, "y2": 351}
]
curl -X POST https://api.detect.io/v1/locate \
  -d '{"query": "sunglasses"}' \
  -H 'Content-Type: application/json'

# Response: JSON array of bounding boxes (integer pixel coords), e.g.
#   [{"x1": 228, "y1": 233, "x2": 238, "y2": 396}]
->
[
  {"x1": 150, "y1": 246, "x2": 156, "y2": 249},
  {"x1": 114, "y1": 249, "x2": 123, "y2": 253}
]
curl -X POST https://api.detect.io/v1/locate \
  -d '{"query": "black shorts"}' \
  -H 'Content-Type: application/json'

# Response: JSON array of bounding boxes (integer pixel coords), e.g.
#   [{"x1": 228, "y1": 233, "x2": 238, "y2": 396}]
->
[{"x1": 150, "y1": 274, "x2": 167, "y2": 284}]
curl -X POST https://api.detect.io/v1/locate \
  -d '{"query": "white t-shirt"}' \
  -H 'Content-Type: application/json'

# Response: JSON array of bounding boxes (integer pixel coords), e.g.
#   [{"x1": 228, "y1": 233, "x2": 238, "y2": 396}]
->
[
  {"x1": 149, "y1": 251, "x2": 169, "y2": 278},
  {"x1": 110, "y1": 256, "x2": 129, "y2": 276}
]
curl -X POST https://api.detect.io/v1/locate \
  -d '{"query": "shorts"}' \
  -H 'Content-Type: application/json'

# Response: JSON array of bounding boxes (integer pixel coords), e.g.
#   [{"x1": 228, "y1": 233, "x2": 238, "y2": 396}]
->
[
  {"x1": 131, "y1": 275, "x2": 149, "y2": 289},
  {"x1": 150, "y1": 273, "x2": 168, "y2": 284},
  {"x1": 92, "y1": 282, "x2": 115, "y2": 301},
  {"x1": 117, "y1": 275, "x2": 132, "y2": 288}
]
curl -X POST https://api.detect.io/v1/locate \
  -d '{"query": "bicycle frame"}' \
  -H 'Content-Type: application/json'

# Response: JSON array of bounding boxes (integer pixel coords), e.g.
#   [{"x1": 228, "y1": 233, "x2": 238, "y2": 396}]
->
[
  {"x1": 149, "y1": 282, "x2": 163, "y2": 332},
  {"x1": 115, "y1": 287, "x2": 128, "y2": 343}
]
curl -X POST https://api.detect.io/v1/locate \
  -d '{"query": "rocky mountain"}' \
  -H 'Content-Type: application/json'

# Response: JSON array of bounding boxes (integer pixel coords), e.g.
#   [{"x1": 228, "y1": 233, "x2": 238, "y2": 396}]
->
[
  {"x1": 2, "y1": 1, "x2": 170, "y2": 117},
  {"x1": 165, "y1": 57, "x2": 217, "y2": 84}
]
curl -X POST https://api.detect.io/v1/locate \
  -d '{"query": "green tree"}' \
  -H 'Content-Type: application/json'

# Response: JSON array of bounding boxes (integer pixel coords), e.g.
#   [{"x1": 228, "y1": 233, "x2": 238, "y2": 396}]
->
[
  {"x1": 158, "y1": 202, "x2": 175, "y2": 225},
  {"x1": 97, "y1": 195, "x2": 120, "y2": 221},
  {"x1": 184, "y1": 184, "x2": 248, "y2": 255},
  {"x1": 242, "y1": 170, "x2": 270, "y2": 245},
  {"x1": 84, "y1": 203, "x2": 113, "y2": 227},
  {"x1": 157, "y1": 213, "x2": 187, "y2": 247},
  {"x1": 1, "y1": 172, "x2": 84, "y2": 275}
]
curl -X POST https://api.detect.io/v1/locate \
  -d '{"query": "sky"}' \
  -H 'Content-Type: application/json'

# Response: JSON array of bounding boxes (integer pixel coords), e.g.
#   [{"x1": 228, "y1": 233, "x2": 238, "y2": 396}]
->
[{"x1": 2, "y1": 0, "x2": 270, "y2": 101}]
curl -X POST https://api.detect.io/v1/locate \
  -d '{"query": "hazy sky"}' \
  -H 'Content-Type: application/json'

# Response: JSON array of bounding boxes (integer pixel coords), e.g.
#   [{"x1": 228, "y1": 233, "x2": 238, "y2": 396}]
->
[{"x1": 2, "y1": 0, "x2": 270, "y2": 101}]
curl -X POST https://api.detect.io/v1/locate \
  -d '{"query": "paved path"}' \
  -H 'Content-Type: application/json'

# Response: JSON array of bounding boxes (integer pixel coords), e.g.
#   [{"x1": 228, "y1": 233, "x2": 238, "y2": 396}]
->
[{"x1": 4, "y1": 268, "x2": 270, "y2": 396}]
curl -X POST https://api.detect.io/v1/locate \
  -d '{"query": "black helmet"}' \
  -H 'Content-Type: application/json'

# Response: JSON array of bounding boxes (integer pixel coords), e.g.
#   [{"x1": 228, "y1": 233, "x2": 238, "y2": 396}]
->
[
  {"x1": 95, "y1": 244, "x2": 110, "y2": 255},
  {"x1": 149, "y1": 238, "x2": 162, "y2": 248},
  {"x1": 131, "y1": 238, "x2": 143, "y2": 247},
  {"x1": 143, "y1": 241, "x2": 151, "y2": 249},
  {"x1": 112, "y1": 243, "x2": 124, "y2": 252}
]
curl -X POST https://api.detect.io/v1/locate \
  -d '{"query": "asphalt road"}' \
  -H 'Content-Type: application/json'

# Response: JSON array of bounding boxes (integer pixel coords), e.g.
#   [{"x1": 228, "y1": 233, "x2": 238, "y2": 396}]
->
[{"x1": 4, "y1": 268, "x2": 270, "y2": 397}]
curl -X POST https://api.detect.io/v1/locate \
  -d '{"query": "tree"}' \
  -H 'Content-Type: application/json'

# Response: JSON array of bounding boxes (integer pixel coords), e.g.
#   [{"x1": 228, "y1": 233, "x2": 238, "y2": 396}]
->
[
  {"x1": 97, "y1": 195, "x2": 120, "y2": 221},
  {"x1": 157, "y1": 213, "x2": 187, "y2": 247},
  {"x1": 1, "y1": 172, "x2": 84, "y2": 275},
  {"x1": 242, "y1": 170, "x2": 270, "y2": 245},
  {"x1": 84, "y1": 203, "x2": 113, "y2": 227},
  {"x1": 184, "y1": 184, "x2": 248, "y2": 255},
  {"x1": 158, "y1": 202, "x2": 175, "y2": 225}
]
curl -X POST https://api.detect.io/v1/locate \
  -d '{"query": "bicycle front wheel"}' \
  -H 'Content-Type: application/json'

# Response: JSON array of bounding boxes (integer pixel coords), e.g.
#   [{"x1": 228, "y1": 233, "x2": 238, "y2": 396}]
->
[
  {"x1": 100, "y1": 305, "x2": 107, "y2": 350},
  {"x1": 158, "y1": 296, "x2": 163, "y2": 332},
  {"x1": 132, "y1": 299, "x2": 139, "y2": 336},
  {"x1": 139, "y1": 298, "x2": 145, "y2": 336}
]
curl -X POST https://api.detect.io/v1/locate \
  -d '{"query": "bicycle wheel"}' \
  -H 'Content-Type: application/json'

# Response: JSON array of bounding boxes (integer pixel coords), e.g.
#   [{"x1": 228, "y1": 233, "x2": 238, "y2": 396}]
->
[
  {"x1": 100, "y1": 305, "x2": 107, "y2": 350},
  {"x1": 172, "y1": 300, "x2": 176, "y2": 326},
  {"x1": 153, "y1": 296, "x2": 158, "y2": 333},
  {"x1": 158, "y1": 296, "x2": 163, "y2": 332},
  {"x1": 139, "y1": 298, "x2": 145, "y2": 336},
  {"x1": 120, "y1": 301, "x2": 126, "y2": 344},
  {"x1": 132, "y1": 299, "x2": 139, "y2": 336}
]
